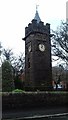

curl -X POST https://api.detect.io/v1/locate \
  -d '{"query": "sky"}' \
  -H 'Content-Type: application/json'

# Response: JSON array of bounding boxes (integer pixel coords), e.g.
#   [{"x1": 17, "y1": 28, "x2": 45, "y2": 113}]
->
[
  {"x1": 66, "y1": 1, "x2": 68, "y2": 19},
  {"x1": 0, "y1": 0, "x2": 67, "y2": 57}
]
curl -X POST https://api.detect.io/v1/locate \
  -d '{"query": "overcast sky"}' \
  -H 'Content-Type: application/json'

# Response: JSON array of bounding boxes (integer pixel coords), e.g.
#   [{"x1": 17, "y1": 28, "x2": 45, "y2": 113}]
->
[{"x1": 0, "y1": 0, "x2": 67, "y2": 56}]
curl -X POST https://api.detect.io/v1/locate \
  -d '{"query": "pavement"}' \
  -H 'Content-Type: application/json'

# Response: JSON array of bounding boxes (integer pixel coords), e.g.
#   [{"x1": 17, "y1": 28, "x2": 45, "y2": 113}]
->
[{"x1": 2, "y1": 106, "x2": 68, "y2": 119}]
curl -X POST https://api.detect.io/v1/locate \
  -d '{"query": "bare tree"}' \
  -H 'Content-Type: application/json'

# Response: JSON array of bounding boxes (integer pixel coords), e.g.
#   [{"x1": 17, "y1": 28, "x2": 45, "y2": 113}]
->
[
  {"x1": 3, "y1": 49, "x2": 14, "y2": 62},
  {"x1": 52, "y1": 21, "x2": 68, "y2": 64}
]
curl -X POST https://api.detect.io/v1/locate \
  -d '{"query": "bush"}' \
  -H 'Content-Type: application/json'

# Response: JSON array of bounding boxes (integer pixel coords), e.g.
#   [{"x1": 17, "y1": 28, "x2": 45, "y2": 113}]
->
[{"x1": 12, "y1": 89, "x2": 25, "y2": 93}]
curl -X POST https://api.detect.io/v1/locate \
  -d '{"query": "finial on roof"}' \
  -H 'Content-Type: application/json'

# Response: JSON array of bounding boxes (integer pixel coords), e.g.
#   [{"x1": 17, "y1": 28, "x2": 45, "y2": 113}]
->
[
  {"x1": 34, "y1": 5, "x2": 41, "y2": 23},
  {"x1": 36, "y1": 5, "x2": 39, "y2": 11}
]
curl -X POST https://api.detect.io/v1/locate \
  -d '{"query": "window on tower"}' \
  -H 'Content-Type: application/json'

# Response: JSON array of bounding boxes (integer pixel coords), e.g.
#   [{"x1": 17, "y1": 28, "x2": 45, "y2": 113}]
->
[{"x1": 28, "y1": 57, "x2": 30, "y2": 68}]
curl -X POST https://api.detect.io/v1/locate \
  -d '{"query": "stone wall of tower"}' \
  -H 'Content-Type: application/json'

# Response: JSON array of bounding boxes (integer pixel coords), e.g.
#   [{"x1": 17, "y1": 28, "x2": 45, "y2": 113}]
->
[{"x1": 23, "y1": 19, "x2": 52, "y2": 91}]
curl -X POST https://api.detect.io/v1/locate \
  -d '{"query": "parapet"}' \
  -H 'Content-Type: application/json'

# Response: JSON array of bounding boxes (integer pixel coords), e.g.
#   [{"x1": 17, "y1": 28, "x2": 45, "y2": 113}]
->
[{"x1": 25, "y1": 19, "x2": 50, "y2": 37}]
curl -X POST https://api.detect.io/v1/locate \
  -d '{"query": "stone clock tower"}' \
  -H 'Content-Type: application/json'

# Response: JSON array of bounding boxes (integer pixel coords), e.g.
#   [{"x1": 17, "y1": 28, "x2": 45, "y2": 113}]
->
[{"x1": 23, "y1": 9, "x2": 52, "y2": 90}]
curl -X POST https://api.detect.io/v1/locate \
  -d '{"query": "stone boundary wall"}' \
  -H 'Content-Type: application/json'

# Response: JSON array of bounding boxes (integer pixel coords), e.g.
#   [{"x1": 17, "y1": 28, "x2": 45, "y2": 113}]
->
[{"x1": 2, "y1": 92, "x2": 68, "y2": 111}]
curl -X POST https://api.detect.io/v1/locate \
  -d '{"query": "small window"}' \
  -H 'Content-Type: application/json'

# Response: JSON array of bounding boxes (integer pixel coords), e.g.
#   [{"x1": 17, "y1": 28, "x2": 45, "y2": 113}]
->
[{"x1": 28, "y1": 58, "x2": 30, "y2": 68}]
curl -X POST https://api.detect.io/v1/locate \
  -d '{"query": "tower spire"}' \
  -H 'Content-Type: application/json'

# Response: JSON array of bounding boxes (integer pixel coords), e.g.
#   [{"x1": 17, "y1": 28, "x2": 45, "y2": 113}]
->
[{"x1": 34, "y1": 5, "x2": 41, "y2": 23}]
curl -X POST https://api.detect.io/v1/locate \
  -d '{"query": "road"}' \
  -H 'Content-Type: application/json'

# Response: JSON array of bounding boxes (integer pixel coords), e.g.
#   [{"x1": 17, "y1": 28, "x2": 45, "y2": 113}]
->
[{"x1": 2, "y1": 106, "x2": 68, "y2": 119}]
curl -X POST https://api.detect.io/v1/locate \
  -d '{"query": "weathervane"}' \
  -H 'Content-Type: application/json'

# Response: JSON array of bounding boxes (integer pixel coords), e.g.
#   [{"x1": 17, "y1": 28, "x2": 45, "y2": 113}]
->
[{"x1": 36, "y1": 5, "x2": 39, "y2": 11}]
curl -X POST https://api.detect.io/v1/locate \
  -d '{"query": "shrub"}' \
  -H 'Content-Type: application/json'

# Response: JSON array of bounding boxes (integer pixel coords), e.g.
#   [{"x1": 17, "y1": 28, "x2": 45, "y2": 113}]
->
[{"x1": 12, "y1": 89, "x2": 25, "y2": 93}]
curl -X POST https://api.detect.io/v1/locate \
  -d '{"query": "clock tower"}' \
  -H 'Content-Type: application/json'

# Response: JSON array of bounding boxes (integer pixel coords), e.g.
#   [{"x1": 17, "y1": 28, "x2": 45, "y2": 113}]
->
[{"x1": 23, "y1": 9, "x2": 52, "y2": 90}]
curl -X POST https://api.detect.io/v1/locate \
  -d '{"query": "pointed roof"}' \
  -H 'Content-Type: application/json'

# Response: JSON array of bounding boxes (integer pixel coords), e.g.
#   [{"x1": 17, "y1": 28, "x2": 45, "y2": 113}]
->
[{"x1": 34, "y1": 6, "x2": 41, "y2": 23}]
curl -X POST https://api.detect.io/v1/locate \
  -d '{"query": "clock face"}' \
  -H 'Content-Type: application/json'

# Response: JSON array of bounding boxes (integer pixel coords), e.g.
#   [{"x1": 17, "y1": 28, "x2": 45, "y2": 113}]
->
[
  {"x1": 39, "y1": 44, "x2": 45, "y2": 52},
  {"x1": 28, "y1": 45, "x2": 31, "y2": 52}
]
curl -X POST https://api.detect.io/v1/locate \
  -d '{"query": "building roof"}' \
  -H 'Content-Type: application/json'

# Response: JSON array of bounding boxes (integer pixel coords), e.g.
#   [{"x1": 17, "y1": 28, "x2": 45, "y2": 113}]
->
[{"x1": 34, "y1": 9, "x2": 41, "y2": 23}]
